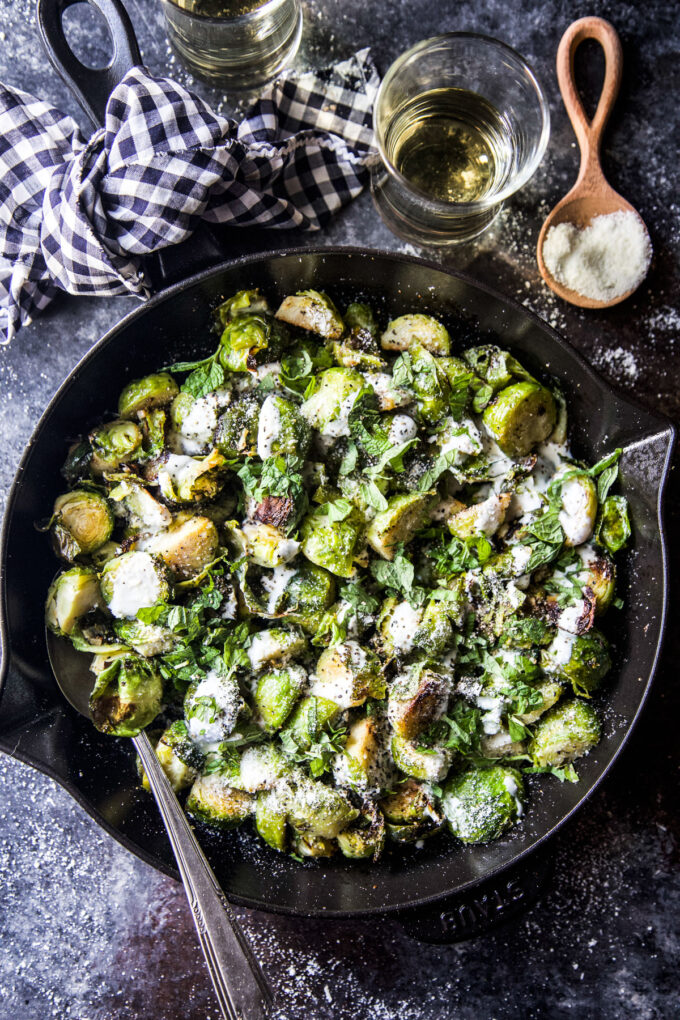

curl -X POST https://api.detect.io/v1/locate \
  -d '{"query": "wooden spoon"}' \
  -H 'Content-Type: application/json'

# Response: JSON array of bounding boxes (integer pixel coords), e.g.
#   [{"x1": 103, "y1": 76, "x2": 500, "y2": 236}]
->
[{"x1": 537, "y1": 17, "x2": 651, "y2": 308}]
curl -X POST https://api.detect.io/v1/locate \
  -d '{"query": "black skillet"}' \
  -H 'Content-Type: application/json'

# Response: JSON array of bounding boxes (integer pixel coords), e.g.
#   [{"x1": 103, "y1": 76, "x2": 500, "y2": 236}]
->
[{"x1": 0, "y1": 0, "x2": 674, "y2": 944}]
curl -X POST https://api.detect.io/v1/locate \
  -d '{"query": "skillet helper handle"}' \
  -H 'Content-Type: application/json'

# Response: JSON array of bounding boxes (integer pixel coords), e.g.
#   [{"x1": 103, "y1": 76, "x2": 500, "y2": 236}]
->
[
  {"x1": 35, "y1": 0, "x2": 226, "y2": 288},
  {"x1": 556, "y1": 17, "x2": 623, "y2": 189},
  {"x1": 134, "y1": 732, "x2": 274, "y2": 1020}
]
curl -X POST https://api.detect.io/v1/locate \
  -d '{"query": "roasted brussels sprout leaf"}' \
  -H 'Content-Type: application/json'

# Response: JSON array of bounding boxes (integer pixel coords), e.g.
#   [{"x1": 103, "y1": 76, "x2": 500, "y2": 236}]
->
[{"x1": 42, "y1": 284, "x2": 629, "y2": 864}]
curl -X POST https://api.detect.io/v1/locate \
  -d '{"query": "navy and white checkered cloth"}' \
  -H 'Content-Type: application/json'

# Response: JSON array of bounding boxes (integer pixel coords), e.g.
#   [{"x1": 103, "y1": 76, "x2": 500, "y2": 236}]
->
[{"x1": 0, "y1": 49, "x2": 380, "y2": 343}]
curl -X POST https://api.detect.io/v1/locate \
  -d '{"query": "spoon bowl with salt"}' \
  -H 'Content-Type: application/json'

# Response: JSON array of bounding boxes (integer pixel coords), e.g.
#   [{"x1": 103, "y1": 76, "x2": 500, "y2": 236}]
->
[{"x1": 537, "y1": 17, "x2": 652, "y2": 309}]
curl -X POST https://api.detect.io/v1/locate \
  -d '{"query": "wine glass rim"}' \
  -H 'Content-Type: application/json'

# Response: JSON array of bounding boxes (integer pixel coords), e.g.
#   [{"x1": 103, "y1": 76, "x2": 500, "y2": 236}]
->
[
  {"x1": 373, "y1": 32, "x2": 551, "y2": 212},
  {"x1": 164, "y1": 0, "x2": 291, "y2": 26}
]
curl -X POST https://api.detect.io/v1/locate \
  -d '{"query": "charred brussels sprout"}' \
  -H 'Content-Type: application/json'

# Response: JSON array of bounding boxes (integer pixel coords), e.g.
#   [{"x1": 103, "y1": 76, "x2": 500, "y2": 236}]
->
[
  {"x1": 381, "y1": 313, "x2": 450, "y2": 356},
  {"x1": 578, "y1": 548, "x2": 616, "y2": 614},
  {"x1": 528, "y1": 699, "x2": 601, "y2": 767},
  {"x1": 447, "y1": 492, "x2": 511, "y2": 540},
  {"x1": 388, "y1": 667, "x2": 450, "y2": 740},
  {"x1": 89, "y1": 419, "x2": 143, "y2": 474},
  {"x1": 254, "y1": 664, "x2": 307, "y2": 732},
  {"x1": 482, "y1": 382, "x2": 556, "y2": 457},
  {"x1": 337, "y1": 806, "x2": 386, "y2": 860},
  {"x1": 144, "y1": 515, "x2": 219, "y2": 579},
  {"x1": 89, "y1": 654, "x2": 163, "y2": 737},
  {"x1": 463, "y1": 345, "x2": 534, "y2": 392},
  {"x1": 45, "y1": 566, "x2": 100, "y2": 636},
  {"x1": 366, "y1": 492, "x2": 433, "y2": 560},
  {"x1": 51, "y1": 490, "x2": 114, "y2": 561},
  {"x1": 118, "y1": 373, "x2": 179, "y2": 419},
  {"x1": 300, "y1": 505, "x2": 364, "y2": 578},
  {"x1": 276, "y1": 289, "x2": 344, "y2": 339},
  {"x1": 314, "y1": 641, "x2": 385, "y2": 707},
  {"x1": 186, "y1": 774, "x2": 255, "y2": 828},
  {"x1": 215, "y1": 395, "x2": 261, "y2": 459},
  {"x1": 257, "y1": 394, "x2": 311, "y2": 460},
  {"x1": 100, "y1": 551, "x2": 170, "y2": 619},
  {"x1": 391, "y1": 734, "x2": 452, "y2": 782},
  {"x1": 240, "y1": 522, "x2": 299, "y2": 568},
  {"x1": 380, "y1": 779, "x2": 445, "y2": 843},
  {"x1": 442, "y1": 766, "x2": 524, "y2": 844},
  {"x1": 156, "y1": 450, "x2": 227, "y2": 503},
  {"x1": 107, "y1": 478, "x2": 171, "y2": 532},
  {"x1": 333, "y1": 715, "x2": 389, "y2": 792}
]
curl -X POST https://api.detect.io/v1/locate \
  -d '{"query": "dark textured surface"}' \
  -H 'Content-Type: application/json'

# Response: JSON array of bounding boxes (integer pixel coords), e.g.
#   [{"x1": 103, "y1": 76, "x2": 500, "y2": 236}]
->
[{"x1": 0, "y1": 1, "x2": 678, "y2": 1018}]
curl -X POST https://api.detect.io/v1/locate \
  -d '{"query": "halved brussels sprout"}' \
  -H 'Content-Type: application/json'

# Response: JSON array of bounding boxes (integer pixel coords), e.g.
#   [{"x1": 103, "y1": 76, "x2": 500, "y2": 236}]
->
[
  {"x1": 186, "y1": 774, "x2": 254, "y2": 828},
  {"x1": 89, "y1": 419, "x2": 143, "y2": 474},
  {"x1": 300, "y1": 506, "x2": 364, "y2": 578},
  {"x1": 241, "y1": 522, "x2": 300, "y2": 569},
  {"x1": 596, "y1": 495, "x2": 631, "y2": 554},
  {"x1": 291, "y1": 832, "x2": 336, "y2": 858},
  {"x1": 314, "y1": 641, "x2": 385, "y2": 707},
  {"x1": 248, "y1": 627, "x2": 307, "y2": 670},
  {"x1": 107, "y1": 478, "x2": 171, "y2": 532},
  {"x1": 89, "y1": 654, "x2": 163, "y2": 737},
  {"x1": 287, "y1": 776, "x2": 358, "y2": 839},
  {"x1": 366, "y1": 492, "x2": 433, "y2": 560},
  {"x1": 380, "y1": 779, "x2": 445, "y2": 844},
  {"x1": 528, "y1": 698, "x2": 600, "y2": 767},
  {"x1": 381, "y1": 314, "x2": 450, "y2": 356},
  {"x1": 278, "y1": 562, "x2": 336, "y2": 632},
  {"x1": 283, "y1": 694, "x2": 342, "y2": 751},
  {"x1": 255, "y1": 788, "x2": 289, "y2": 851},
  {"x1": 441, "y1": 766, "x2": 524, "y2": 844},
  {"x1": 45, "y1": 566, "x2": 101, "y2": 636},
  {"x1": 391, "y1": 734, "x2": 452, "y2": 782},
  {"x1": 549, "y1": 628, "x2": 611, "y2": 697},
  {"x1": 113, "y1": 618, "x2": 176, "y2": 657},
  {"x1": 299, "y1": 367, "x2": 365, "y2": 434},
  {"x1": 118, "y1": 373, "x2": 179, "y2": 419},
  {"x1": 333, "y1": 715, "x2": 389, "y2": 792},
  {"x1": 337, "y1": 806, "x2": 386, "y2": 860},
  {"x1": 184, "y1": 671, "x2": 244, "y2": 746},
  {"x1": 463, "y1": 345, "x2": 534, "y2": 392},
  {"x1": 447, "y1": 492, "x2": 511, "y2": 540},
  {"x1": 388, "y1": 666, "x2": 450, "y2": 740},
  {"x1": 479, "y1": 730, "x2": 526, "y2": 759},
  {"x1": 254, "y1": 664, "x2": 307, "y2": 732},
  {"x1": 556, "y1": 471, "x2": 598, "y2": 547},
  {"x1": 144, "y1": 515, "x2": 219, "y2": 579},
  {"x1": 223, "y1": 743, "x2": 289, "y2": 793},
  {"x1": 214, "y1": 395, "x2": 260, "y2": 458},
  {"x1": 156, "y1": 450, "x2": 227, "y2": 504},
  {"x1": 257, "y1": 394, "x2": 311, "y2": 460},
  {"x1": 50, "y1": 489, "x2": 114, "y2": 562},
  {"x1": 482, "y1": 382, "x2": 556, "y2": 456},
  {"x1": 577, "y1": 547, "x2": 616, "y2": 614},
  {"x1": 219, "y1": 314, "x2": 290, "y2": 373},
  {"x1": 275, "y1": 290, "x2": 344, "y2": 339},
  {"x1": 140, "y1": 719, "x2": 202, "y2": 793},
  {"x1": 100, "y1": 551, "x2": 170, "y2": 619},
  {"x1": 513, "y1": 677, "x2": 564, "y2": 724},
  {"x1": 217, "y1": 288, "x2": 270, "y2": 324}
]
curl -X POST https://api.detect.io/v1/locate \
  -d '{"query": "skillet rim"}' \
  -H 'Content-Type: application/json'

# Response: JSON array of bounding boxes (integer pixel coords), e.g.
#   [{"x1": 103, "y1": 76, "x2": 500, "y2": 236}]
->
[{"x1": 0, "y1": 245, "x2": 675, "y2": 918}]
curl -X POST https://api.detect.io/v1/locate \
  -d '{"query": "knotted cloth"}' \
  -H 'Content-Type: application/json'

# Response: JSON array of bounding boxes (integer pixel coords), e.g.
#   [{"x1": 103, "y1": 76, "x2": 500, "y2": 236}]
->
[{"x1": 0, "y1": 49, "x2": 380, "y2": 343}]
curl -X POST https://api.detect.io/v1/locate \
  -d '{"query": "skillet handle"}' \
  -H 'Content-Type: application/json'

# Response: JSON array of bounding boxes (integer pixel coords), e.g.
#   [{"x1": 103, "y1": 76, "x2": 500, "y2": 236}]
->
[
  {"x1": 35, "y1": 0, "x2": 227, "y2": 289},
  {"x1": 396, "y1": 850, "x2": 553, "y2": 944}
]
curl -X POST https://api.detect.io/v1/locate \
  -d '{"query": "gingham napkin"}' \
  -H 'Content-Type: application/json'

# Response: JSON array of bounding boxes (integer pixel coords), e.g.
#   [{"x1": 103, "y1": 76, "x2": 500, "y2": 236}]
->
[{"x1": 0, "y1": 49, "x2": 380, "y2": 344}]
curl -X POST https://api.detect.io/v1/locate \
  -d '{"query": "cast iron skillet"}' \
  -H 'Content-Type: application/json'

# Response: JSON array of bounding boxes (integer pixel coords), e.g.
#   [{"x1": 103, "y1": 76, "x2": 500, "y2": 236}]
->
[{"x1": 0, "y1": 0, "x2": 675, "y2": 939}]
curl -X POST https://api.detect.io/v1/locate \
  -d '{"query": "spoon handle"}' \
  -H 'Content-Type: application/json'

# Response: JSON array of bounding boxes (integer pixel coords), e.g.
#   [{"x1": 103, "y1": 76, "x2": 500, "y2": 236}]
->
[
  {"x1": 133, "y1": 731, "x2": 274, "y2": 1020},
  {"x1": 556, "y1": 17, "x2": 623, "y2": 187}
]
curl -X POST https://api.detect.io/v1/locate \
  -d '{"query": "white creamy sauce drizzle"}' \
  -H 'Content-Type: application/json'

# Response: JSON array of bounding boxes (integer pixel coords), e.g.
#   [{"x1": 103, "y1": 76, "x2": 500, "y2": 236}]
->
[
  {"x1": 261, "y1": 565, "x2": 297, "y2": 614},
  {"x1": 257, "y1": 395, "x2": 282, "y2": 460},
  {"x1": 544, "y1": 628, "x2": 577, "y2": 669},
  {"x1": 321, "y1": 391, "x2": 361, "y2": 438},
  {"x1": 388, "y1": 414, "x2": 418, "y2": 445},
  {"x1": 558, "y1": 475, "x2": 595, "y2": 546},
  {"x1": 106, "y1": 552, "x2": 162, "y2": 619},
  {"x1": 186, "y1": 669, "x2": 241, "y2": 748},
  {"x1": 388, "y1": 601, "x2": 422, "y2": 653}
]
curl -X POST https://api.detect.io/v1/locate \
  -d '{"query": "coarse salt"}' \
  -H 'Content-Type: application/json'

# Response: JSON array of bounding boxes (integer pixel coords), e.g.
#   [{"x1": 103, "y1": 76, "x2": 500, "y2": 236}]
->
[{"x1": 542, "y1": 210, "x2": 651, "y2": 302}]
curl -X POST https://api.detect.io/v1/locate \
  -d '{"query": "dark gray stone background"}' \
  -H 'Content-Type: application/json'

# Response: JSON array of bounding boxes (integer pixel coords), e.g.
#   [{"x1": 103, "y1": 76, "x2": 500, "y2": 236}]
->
[{"x1": 1, "y1": 1, "x2": 678, "y2": 1017}]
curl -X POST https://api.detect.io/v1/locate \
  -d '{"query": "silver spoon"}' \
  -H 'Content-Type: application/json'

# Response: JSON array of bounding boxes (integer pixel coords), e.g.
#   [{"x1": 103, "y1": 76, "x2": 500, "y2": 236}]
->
[{"x1": 46, "y1": 628, "x2": 274, "y2": 1020}]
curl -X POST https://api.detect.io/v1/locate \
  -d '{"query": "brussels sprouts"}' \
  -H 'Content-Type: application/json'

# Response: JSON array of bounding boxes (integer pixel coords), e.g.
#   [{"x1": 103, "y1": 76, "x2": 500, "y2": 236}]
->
[
  {"x1": 89, "y1": 654, "x2": 163, "y2": 737},
  {"x1": 170, "y1": 391, "x2": 196, "y2": 431},
  {"x1": 255, "y1": 788, "x2": 289, "y2": 851},
  {"x1": 118, "y1": 373, "x2": 179, "y2": 419},
  {"x1": 378, "y1": 598, "x2": 452, "y2": 658},
  {"x1": 144, "y1": 515, "x2": 219, "y2": 579},
  {"x1": 363, "y1": 370, "x2": 412, "y2": 412},
  {"x1": 447, "y1": 492, "x2": 511, "y2": 540},
  {"x1": 555, "y1": 471, "x2": 598, "y2": 547},
  {"x1": 402, "y1": 343, "x2": 449, "y2": 423},
  {"x1": 241, "y1": 522, "x2": 300, "y2": 569},
  {"x1": 257, "y1": 394, "x2": 312, "y2": 460},
  {"x1": 300, "y1": 506, "x2": 364, "y2": 578},
  {"x1": 299, "y1": 367, "x2": 365, "y2": 433},
  {"x1": 291, "y1": 832, "x2": 337, "y2": 858},
  {"x1": 380, "y1": 779, "x2": 445, "y2": 844},
  {"x1": 89, "y1": 419, "x2": 143, "y2": 474},
  {"x1": 107, "y1": 478, "x2": 171, "y2": 533},
  {"x1": 186, "y1": 774, "x2": 254, "y2": 828},
  {"x1": 278, "y1": 562, "x2": 336, "y2": 632},
  {"x1": 337, "y1": 806, "x2": 386, "y2": 860},
  {"x1": 50, "y1": 490, "x2": 114, "y2": 562},
  {"x1": 248, "y1": 627, "x2": 307, "y2": 670},
  {"x1": 463, "y1": 345, "x2": 534, "y2": 392},
  {"x1": 113, "y1": 618, "x2": 176, "y2": 657},
  {"x1": 314, "y1": 641, "x2": 385, "y2": 707},
  {"x1": 578, "y1": 547, "x2": 616, "y2": 614},
  {"x1": 215, "y1": 395, "x2": 260, "y2": 458},
  {"x1": 254, "y1": 664, "x2": 307, "y2": 732},
  {"x1": 388, "y1": 666, "x2": 450, "y2": 740},
  {"x1": 528, "y1": 698, "x2": 601, "y2": 767},
  {"x1": 283, "y1": 694, "x2": 342, "y2": 751},
  {"x1": 217, "y1": 288, "x2": 270, "y2": 324},
  {"x1": 287, "y1": 776, "x2": 358, "y2": 839},
  {"x1": 222, "y1": 743, "x2": 289, "y2": 793},
  {"x1": 513, "y1": 677, "x2": 564, "y2": 724},
  {"x1": 275, "y1": 290, "x2": 344, "y2": 339},
  {"x1": 45, "y1": 566, "x2": 101, "y2": 636},
  {"x1": 482, "y1": 382, "x2": 556, "y2": 457},
  {"x1": 381, "y1": 313, "x2": 450, "y2": 356},
  {"x1": 184, "y1": 671, "x2": 244, "y2": 746},
  {"x1": 479, "y1": 730, "x2": 526, "y2": 759},
  {"x1": 391, "y1": 734, "x2": 452, "y2": 782},
  {"x1": 156, "y1": 450, "x2": 227, "y2": 504},
  {"x1": 366, "y1": 492, "x2": 433, "y2": 560},
  {"x1": 140, "y1": 720, "x2": 201, "y2": 793},
  {"x1": 441, "y1": 766, "x2": 524, "y2": 843},
  {"x1": 219, "y1": 314, "x2": 290, "y2": 373},
  {"x1": 333, "y1": 715, "x2": 388, "y2": 792},
  {"x1": 100, "y1": 551, "x2": 170, "y2": 619},
  {"x1": 547, "y1": 628, "x2": 611, "y2": 697},
  {"x1": 596, "y1": 495, "x2": 631, "y2": 554}
]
